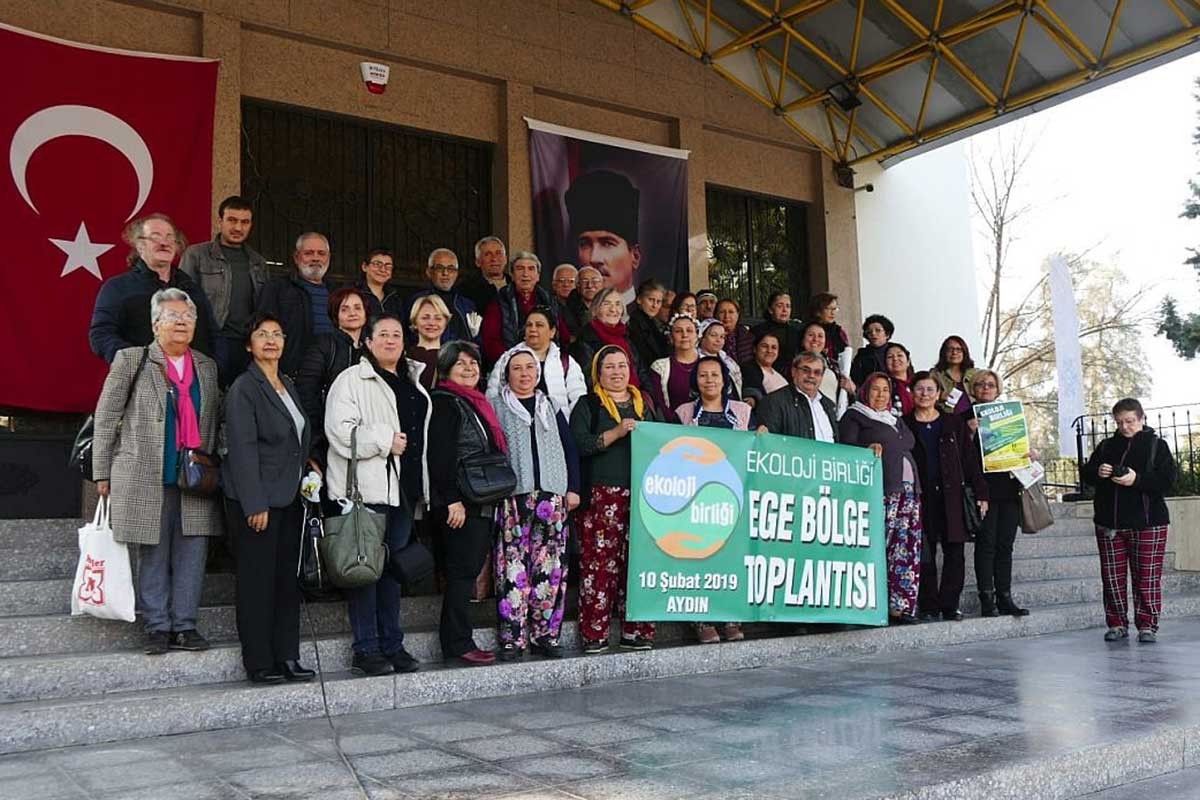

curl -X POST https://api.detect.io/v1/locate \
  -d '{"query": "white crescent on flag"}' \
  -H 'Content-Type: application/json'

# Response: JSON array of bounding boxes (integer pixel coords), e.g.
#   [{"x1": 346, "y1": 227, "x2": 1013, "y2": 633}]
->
[{"x1": 8, "y1": 104, "x2": 154, "y2": 222}]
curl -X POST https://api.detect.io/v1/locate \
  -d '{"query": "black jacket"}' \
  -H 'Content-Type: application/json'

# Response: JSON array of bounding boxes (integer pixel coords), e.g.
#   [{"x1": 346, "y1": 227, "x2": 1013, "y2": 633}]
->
[
  {"x1": 569, "y1": 322, "x2": 653, "y2": 392},
  {"x1": 222, "y1": 363, "x2": 312, "y2": 515},
  {"x1": 561, "y1": 291, "x2": 590, "y2": 342},
  {"x1": 257, "y1": 274, "x2": 339, "y2": 377},
  {"x1": 1082, "y1": 427, "x2": 1176, "y2": 528},
  {"x1": 354, "y1": 279, "x2": 406, "y2": 320},
  {"x1": 626, "y1": 302, "x2": 669, "y2": 368},
  {"x1": 741, "y1": 361, "x2": 788, "y2": 403},
  {"x1": 295, "y1": 329, "x2": 362, "y2": 460},
  {"x1": 904, "y1": 411, "x2": 989, "y2": 543},
  {"x1": 426, "y1": 390, "x2": 502, "y2": 513},
  {"x1": 458, "y1": 270, "x2": 504, "y2": 315},
  {"x1": 89, "y1": 259, "x2": 217, "y2": 363},
  {"x1": 756, "y1": 386, "x2": 838, "y2": 442},
  {"x1": 850, "y1": 344, "x2": 888, "y2": 386}
]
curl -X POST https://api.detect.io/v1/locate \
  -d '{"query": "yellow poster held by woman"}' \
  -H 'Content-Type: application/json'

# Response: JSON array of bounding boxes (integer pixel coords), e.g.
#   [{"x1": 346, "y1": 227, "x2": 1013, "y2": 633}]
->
[{"x1": 974, "y1": 400, "x2": 1032, "y2": 472}]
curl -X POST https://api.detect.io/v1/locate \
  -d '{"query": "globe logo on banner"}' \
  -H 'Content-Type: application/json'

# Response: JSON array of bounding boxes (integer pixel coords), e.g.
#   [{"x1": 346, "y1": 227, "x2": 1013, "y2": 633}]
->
[{"x1": 638, "y1": 437, "x2": 742, "y2": 559}]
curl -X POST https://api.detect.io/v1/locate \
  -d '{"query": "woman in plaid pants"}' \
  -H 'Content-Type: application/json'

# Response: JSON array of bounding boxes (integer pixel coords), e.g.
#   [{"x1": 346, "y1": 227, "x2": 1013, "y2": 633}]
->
[{"x1": 1081, "y1": 398, "x2": 1177, "y2": 643}]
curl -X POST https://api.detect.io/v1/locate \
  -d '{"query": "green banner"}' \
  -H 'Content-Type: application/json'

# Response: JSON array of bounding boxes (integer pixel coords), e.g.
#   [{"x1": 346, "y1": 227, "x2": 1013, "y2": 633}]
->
[
  {"x1": 974, "y1": 400, "x2": 1031, "y2": 472},
  {"x1": 626, "y1": 422, "x2": 887, "y2": 626}
]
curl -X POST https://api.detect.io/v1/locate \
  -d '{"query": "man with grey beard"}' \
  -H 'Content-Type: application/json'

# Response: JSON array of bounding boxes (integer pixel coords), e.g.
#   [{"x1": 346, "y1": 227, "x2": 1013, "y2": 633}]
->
[{"x1": 257, "y1": 231, "x2": 337, "y2": 377}]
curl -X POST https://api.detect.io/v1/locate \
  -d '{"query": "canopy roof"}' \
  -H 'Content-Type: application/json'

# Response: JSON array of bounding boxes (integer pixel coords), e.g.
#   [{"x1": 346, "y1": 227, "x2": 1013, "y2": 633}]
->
[{"x1": 596, "y1": 0, "x2": 1200, "y2": 166}]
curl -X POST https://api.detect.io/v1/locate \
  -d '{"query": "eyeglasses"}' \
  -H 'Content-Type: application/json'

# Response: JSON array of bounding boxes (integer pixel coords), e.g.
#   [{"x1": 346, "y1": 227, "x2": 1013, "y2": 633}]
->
[
  {"x1": 579, "y1": 278, "x2": 604, "y2": 287},
  {"x1": 945, "y1": 346, "x2": 964, "y2": 354},
  {"x1": 159, "y1": 311, "x2": 197, "y2": 323},
  {"x1": 553, "y1": 278, "x2": 577, "y2": 285},
  {"x1": 139, "y1": 233, "x2": 177, "y2": 244},
  {"x1": 367, "y1": 260, "x2": 393, "y2": 269},
  {"x1": 430, "y1": 264, "x2": 458, "y2": 273},
  {"x1": 252, "y1": 330, "x2": 286, "y2": 341},
  {"x1": 975, "y1": 381, "x2": 998, "y2": 389},
  {"x1": 913, "y1": 385, "x2": 939, "y2": 395}
]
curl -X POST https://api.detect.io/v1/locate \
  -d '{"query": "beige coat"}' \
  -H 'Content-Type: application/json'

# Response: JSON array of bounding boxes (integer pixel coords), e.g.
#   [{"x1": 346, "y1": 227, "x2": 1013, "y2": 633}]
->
[
  {"x1": 92, "y1": 344, "x2": 223, "y2": 545},
  {"x1": 324, "y1": 357, "x2": 431, "y2": 507}
]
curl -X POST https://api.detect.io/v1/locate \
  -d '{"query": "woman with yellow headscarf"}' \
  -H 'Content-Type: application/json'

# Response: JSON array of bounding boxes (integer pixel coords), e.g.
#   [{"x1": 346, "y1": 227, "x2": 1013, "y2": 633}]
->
[{"x1": 569, "y1": 344, "x2": 659, "y2": 654}]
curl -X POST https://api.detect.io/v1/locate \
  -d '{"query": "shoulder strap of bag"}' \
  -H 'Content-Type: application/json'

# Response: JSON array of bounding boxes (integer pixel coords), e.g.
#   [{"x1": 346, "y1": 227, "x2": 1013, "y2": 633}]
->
[
  {"x1": 124, "y1": 347, "x2": 151, "y2": 412},
  {"x1": 346, "y1": 426, "x2": 361, "y2": 501}
]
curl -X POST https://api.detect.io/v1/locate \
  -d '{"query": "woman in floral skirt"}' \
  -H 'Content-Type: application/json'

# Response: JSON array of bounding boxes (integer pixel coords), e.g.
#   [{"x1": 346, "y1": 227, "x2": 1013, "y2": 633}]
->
[
  {"x1": 489, "y1": 345, "x2": 581, "y2": 660},
  {"x1": 569, "y1": 345, "x2": 660, "y2": 653}
]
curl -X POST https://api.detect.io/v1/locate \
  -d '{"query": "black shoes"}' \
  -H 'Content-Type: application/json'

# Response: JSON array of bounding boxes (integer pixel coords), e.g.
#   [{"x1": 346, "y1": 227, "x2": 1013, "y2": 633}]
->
[
  {"x1": 996, "y1": 592, "x2": 1030, "y2": 617},
  {"x1": 942, "y1": 609, "x2": 964, "y2": 622},
  {"x1": 387, "y1": 648, "x2": 420, "y2": 674},
  {"x1": 248, "y1": 668, "x2": 285, "y2": 684},
  {"x1": 918, "y1": 611, "x2": 940, "y2": 623},
  {"x1": 169, "y1": 630, "x2": 211, "y2": 651},
  {"x1": 581, "y1": 639, "x2": 608, "y2": 655},
  {"x1": 978, "y1": 591, "x2": 1000, "y2": 618},
  {"x1": 497, "y1": 643, "x2": 524, "y2": 662},
  {"x1": 530, "y1": 637, "x2": 564, "y2": 659},
  {"x1": 619, "y1": 633, "x2": 654, "y2": 651},
  {"x1": 144, "y1": 631, "x2": 170, "y2": 656},
  {"x1": 351, "y1": 652, "x2": 393, "y2": 677},
  {"x1": 278, "y1": 660, "x2": 315, "y2": 682}
]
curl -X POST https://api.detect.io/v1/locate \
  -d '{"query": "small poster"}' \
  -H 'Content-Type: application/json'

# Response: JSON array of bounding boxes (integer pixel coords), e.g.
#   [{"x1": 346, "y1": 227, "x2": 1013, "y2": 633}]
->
[{"x1": 974, "y1": 400, "x2": 1032, "y2": 472}]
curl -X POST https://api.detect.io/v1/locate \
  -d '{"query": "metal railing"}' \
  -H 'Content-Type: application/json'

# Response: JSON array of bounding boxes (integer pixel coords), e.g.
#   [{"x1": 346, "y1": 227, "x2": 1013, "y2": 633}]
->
[{"x1": 1048, "y1": 403, "x2": 1200, "y2": 498}]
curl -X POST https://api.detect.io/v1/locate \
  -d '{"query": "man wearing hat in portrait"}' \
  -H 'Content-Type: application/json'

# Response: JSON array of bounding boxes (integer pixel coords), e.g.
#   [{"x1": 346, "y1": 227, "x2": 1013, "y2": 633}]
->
[{"x1": 566, "y1": 170, "x2": 642, "y2": 309}]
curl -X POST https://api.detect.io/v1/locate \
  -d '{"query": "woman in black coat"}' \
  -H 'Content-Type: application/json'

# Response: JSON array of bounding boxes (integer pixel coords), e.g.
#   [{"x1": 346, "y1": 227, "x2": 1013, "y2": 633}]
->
[
  {"x1": 427, "y1": 341, "x2": 503, "y2": 667},
  {"x1": 1081, "y1": 397, "x2": 1177, "y2": 643},
  {"x1": 905, "y1": 372, "x2": 989, "y2": 622},
  {"x1": 223, "y1": 313, "x2": 315, "y2": 684},
  {"x1": 296, "y1": 288, "x2": 367, "y2": 462}
]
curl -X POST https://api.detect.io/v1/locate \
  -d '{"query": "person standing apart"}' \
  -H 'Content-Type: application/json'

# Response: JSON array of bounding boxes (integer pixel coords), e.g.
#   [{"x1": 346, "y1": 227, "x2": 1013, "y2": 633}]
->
[{"x1": 1081, "y1": 398, "x2": 1177, "y2": 643}]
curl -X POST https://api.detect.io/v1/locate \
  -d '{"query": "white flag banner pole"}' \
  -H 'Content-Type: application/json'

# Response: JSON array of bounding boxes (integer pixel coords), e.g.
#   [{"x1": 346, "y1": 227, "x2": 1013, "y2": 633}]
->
[{"x1": 1049, "y1": 255, "x2": 1084, "y2": 457}]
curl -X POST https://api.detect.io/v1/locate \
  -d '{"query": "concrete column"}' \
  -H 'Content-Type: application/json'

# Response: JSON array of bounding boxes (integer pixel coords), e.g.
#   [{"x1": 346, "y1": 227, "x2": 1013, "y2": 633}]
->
[
  {"x1": 671, "y1": 117, "x2": 708, "y2": 291},
  {"x1": 202, "y1": 13, "x2": 242, "y2": 218},
  {"x1": 497, "y1": 81, "x2": 536, "y2": 250},
  {"x1": 809, "y1": 155, "x2": 862, "y2": 329}
]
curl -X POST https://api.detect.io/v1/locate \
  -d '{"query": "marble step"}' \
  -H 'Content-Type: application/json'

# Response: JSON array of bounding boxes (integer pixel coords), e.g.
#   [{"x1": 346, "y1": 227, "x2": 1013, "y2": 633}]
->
[
  {"x1": 958, "y1": 570, "x2": 1200, "y2": 613},
  {"x1": 0, "y1": 573, "x2": 237, "y2": 618},
  {"x1": 3, "y1": 594, "x2": 1198, "y2": 755}
]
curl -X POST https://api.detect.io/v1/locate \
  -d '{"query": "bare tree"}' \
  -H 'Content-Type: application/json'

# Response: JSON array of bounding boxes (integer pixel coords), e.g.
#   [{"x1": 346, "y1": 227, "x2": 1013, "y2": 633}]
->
[{"x1": 969, "y1": 126, "x2": 1036, "y2": 367}]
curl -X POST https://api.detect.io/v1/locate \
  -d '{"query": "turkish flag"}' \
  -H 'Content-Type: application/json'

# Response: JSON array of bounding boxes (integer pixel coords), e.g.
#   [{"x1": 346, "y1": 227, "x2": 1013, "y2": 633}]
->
[{"x1": 0, "y1": 23, "x2": 217, "y2": 412}]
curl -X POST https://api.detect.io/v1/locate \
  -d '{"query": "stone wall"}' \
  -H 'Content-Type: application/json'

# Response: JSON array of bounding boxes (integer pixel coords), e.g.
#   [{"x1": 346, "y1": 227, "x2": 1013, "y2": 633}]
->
[{"x1": 0, "y1": 0, "x2": 860, "y2": 315}]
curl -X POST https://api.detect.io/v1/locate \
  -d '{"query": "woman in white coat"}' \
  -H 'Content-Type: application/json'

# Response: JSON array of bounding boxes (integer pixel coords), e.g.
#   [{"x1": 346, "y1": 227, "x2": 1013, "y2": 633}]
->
[
  {"x1": 324, "y1": 314, "x2": 431, "y2": 678},
  {"x1": 487, "y1": 306, "x2": 585, "y2": 415}
]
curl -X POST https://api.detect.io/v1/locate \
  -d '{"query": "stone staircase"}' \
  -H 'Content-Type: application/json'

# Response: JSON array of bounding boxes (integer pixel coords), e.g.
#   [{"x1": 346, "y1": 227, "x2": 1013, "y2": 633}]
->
[{"x1": 1, "y1": 502, "x2": 1197, "y2": 756}]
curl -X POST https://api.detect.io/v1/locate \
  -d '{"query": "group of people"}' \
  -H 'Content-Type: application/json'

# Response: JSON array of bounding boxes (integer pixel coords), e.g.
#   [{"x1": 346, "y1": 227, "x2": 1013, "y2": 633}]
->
[{"x1": 87, "y1": 195, "x2": 1178, "y2": 685}]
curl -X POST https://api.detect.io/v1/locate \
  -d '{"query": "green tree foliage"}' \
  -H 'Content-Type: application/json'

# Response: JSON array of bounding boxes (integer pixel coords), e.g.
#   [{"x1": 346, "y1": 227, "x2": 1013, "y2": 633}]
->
[{"x1": 1157, "y1": 78, "x2": 1200, "y2": 359}]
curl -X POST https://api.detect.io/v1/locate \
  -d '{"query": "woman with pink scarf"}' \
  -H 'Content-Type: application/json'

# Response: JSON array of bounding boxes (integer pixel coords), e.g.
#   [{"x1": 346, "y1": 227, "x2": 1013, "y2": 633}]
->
[{"x1": 93, "y1": 288, "x2": 222, "y2": 656}]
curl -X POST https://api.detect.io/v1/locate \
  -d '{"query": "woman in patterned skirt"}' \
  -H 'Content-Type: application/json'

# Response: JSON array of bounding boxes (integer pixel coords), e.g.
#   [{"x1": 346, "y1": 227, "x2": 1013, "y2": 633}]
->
[
  {"x1": 839, "y1": 373, "x2": 923, "y2": 624},
  {"x1": 488, "y1": 345, "x2": 580, "y2": 660},
  {"x1": 569, "y1": 345, "x2": 660, "y2": 653}
]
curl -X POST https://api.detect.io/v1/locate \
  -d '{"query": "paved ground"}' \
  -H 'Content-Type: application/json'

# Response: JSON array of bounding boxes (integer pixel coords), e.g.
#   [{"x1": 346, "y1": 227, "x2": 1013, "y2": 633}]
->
[{"x1": 3, "y1": 619, "x2": 1199, "y2": 800}]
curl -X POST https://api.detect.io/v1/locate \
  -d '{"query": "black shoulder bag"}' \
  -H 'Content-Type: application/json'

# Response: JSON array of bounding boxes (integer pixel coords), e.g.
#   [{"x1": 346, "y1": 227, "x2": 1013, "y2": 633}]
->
[{"x1": 69, "y1": 347, "x2": 150, "y2": 482}]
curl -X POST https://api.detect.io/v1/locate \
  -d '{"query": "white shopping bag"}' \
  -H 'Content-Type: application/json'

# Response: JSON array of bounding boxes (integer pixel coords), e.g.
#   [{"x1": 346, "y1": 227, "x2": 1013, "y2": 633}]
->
[{"x1": 70, "y1": 498, "x2": 136, "y2": 622}]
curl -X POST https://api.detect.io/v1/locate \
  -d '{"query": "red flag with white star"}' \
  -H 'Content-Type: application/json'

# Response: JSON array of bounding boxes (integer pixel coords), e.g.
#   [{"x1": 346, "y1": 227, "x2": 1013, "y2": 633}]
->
[{"x1": 0, "y1": 23, "x2": 217, "y2": 412}]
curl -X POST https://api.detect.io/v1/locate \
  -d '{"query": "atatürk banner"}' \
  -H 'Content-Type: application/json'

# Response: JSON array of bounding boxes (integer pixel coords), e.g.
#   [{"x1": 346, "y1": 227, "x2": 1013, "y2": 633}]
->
[
  {"x1": 0, "y1": 23, "x2": 217, "y2": 412},
  {"x1": 627, "y1": 423, "x2": 887, "y2": 626},
  {"x1": 526, "y1": 119, "x2": 689, "y2": 306}
]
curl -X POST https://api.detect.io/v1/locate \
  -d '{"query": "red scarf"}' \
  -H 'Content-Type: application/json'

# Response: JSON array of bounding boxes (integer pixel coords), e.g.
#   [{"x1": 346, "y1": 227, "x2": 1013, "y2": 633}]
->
[
  {"x1": 589, "y1": 319, "x2": 640, "y2": 387},
  {"x1": 436, "y1": 380, "x2": 508, "y2": 454}
]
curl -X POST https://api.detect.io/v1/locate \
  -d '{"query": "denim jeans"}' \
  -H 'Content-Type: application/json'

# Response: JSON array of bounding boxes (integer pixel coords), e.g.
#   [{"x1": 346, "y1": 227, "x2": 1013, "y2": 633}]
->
[{"x1": 345, "y1": 498, "x2": 411, "y2": 656}]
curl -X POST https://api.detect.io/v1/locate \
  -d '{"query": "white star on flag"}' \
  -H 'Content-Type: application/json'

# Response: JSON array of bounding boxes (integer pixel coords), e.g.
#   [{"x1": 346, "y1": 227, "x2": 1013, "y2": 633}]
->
[{"x1": 49, "y1": 221, "x2": 113, "y2": 280}]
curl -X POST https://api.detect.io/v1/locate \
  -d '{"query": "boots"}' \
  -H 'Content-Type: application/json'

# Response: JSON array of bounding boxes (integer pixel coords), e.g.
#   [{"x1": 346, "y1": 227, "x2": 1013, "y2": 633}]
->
[
  {"x1": 996, "y1": 591, "x2": 1030, "y2": 617},
  {"x1": 978, "y1": 591, "x2": 999, "y2": 618}
]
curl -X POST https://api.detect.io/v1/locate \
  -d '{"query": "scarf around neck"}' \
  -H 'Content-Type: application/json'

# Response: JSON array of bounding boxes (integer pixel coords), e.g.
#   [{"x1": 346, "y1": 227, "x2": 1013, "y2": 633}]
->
[
  {"x1": 590, "y1": 344, "x2": 645, "y2": 424},
  {"x1": 849, "y1": 400, "x2": 898, "y2": 429},
  {"x1": 496, "y1": 344, "x2": 554, "y2": 429},
  {"x1": 165, "y1": 350, "x2": 201, "y2": 448},
  {"x1": 437, "y1": 379, "x2": 508, "y2": 454}
]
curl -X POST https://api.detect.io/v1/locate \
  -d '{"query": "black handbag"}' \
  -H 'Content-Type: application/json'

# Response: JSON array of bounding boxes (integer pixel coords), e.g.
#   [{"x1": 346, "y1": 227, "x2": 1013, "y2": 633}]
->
[
  {"x1": 69, "y1": 347, "x2": 150, "y2": 481},
  {"x1": 176, "y1": 447, "x2": 221, "y2": 496},
  {"x1": 297, "y1": 500, "x2": 339, "y2": 600},
  {"x1": 389, "y1": 535, "x2": 435, "y2": 588},
  {"x1": 456, "y1": 451, "x2": 518, "y2": 505},
  {"x1": 961, "y1": 484, "x2": 985, "y2": 540}
]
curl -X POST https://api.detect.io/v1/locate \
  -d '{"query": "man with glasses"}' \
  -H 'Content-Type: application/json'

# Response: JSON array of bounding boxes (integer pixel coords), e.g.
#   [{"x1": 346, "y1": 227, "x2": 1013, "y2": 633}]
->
[
  {"x1": 401, "y1": 247, "x2": 479, "y2": 345},
  {"x1": 755, "y1": 351, "x2": 839, "y2": 443},
  {"x1": 562, "y1": 265, "x2": 604, "y2": 342},
  {"x1": 257, "y1": 231, "x2": 338, "y2": 378},
  {"x1": 180, "y1": 196, "x2": 268, "y2": 385},
  {"x1": 90, "y1": 212, "x2": 218, "y2": 364},
  {"x1": 355, "y1": 248, "x2": 405, "y2": 320},
  {"x1": 459, "y1": 235, "x2": 509, "y2": 312}
]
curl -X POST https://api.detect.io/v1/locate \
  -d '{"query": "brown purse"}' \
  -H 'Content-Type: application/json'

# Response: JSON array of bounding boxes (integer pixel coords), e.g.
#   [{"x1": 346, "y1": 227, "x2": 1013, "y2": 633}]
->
[{"x1": 177, "y1": 447, "x2": 221, "y2": 496}]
